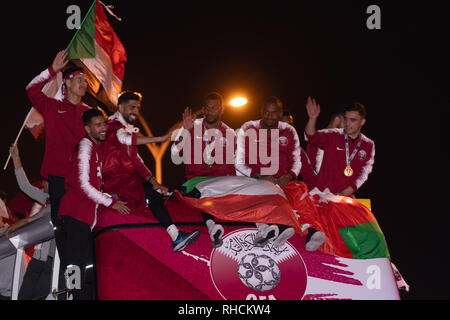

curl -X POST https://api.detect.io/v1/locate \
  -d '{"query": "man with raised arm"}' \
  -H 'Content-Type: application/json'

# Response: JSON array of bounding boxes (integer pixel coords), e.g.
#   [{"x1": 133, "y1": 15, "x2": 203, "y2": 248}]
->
[
  {"x1": 26, "y1": 49, "x2": 90, "y2": 275},
  {"x1": 171, "y1": 92, "x2": 236, "y2": 247},
  {"x1": 304, "y1": 97, "x2": 375, "y2": 197}
]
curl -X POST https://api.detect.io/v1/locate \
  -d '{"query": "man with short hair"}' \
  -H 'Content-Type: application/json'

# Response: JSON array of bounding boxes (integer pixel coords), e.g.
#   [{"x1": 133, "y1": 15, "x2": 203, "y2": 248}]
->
[
  {"x1": 235, "y1": 96, "x2": 323, "y2": 249},
  {"x1": 26, "y1": 49, "x2": 91, "y2": 279},
  {"x1": 102, "y1": 91, "x2": 200, "y2": 252},
  {"x1": 58, "y1": 109, "x2": 129, "y2": 300},
  {"x1": 304, "y1": 97, "x2": 375, "y2": 197},
  {"x1": 171, "y1": 92, "x2": 235, "y2": 247}
]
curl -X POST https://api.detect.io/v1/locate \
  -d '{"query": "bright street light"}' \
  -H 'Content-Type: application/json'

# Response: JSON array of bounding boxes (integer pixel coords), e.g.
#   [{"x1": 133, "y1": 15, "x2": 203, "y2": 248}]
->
[{"x1": 229, "y1": 97, "x2": 248, "y2": 108}]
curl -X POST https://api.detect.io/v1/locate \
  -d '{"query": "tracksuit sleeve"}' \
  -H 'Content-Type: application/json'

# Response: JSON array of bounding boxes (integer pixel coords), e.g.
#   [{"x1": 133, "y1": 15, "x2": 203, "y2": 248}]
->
[
  {"x1": 235, "y1": 125, "x2": 255, "y2": 177},
  {"x1": 351, "y1": 142, "x2": 375, "y2": 191},
  {"x1": 287, "y1": 126, "x2": 302, "y2": 178},
  {"x1": 304, "y1": 130, "x2": 329, "y2": 149},
  {"x1": 78, "y1": 139, "x2": 115, "y2": 207},
  {"x1": 26, "y1": 66, "x2": 57, "y2": 116}
]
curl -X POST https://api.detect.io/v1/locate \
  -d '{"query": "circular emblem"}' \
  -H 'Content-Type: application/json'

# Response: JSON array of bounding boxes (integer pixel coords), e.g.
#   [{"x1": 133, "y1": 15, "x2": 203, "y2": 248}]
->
[
  {"x1": 358, "y1": 150, "x2": 367, "y2": 160},
  {"x1": 279, "y1": 136, "x2": 288, "y2": 146},
  {"x1": 210, "y1": 228, "x2": 308, "y2": 300}
]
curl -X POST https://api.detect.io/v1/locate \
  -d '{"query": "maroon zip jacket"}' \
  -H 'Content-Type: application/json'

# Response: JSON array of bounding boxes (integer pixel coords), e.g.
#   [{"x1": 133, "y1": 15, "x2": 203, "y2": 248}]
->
[
  {"x1": 304, "y1": 128, "x2": 375, "y2": 194},
  {"x1": 171, "y1": 118, "x2": 237, "y2": 180},
  {"x1": 59, "y1": 137, "x2": 116, "y2": 227},
  {"x1": 26, "y1": 66, "x2": 90, "y2": 179},
  {"x1": 101, "y1": 112, "x2": 152, "y2": 214},
  {"x1": 235, "y1": 120, "x2": 305, "y2": 179}
]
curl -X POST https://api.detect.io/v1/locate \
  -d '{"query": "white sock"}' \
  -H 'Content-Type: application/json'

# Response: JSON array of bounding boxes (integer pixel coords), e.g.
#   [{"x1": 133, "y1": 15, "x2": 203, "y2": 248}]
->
[
  {"x1": 166, "y1": 224, "x2": 179, "y2": 241},
  {"x1": 205, "y1": 219, "x2": 215, "y2": 232}
]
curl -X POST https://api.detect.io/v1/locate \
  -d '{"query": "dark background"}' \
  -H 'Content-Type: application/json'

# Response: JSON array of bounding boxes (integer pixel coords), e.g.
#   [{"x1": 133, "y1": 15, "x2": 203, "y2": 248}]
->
[{"x1": 1, "y1": 1, "x2": 447, "y2": 299}]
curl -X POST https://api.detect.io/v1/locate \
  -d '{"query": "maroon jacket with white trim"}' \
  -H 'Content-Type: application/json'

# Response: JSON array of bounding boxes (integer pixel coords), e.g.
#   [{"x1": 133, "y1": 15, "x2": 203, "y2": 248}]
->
[
  {"x1": 58, "y1": 137, "x2": 116, "y2": 227},
  {"x1": 235, "y1": 120, "x2": 303, "y2": 179},
  {"x1": 304, "y1": 128, "x2": 375, "y2": 194},
  {"x1": 101, "y1": 112, "x2": 152, "y2": 214},
  {"x1": 170, "y1": 118, "x2": 237, "y2": 180},
  {"x1": 26, "y1": 66, "x2": 90, "y2": 179}
]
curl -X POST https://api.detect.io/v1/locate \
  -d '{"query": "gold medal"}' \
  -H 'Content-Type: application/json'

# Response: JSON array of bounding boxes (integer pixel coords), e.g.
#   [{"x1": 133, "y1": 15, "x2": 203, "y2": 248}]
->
[
  {"x1": 204, "y1": 158, "x2": 213, "y2": 168},
  {"x1": 344, "y1": 166, "x2": 353, "y2": 177}
]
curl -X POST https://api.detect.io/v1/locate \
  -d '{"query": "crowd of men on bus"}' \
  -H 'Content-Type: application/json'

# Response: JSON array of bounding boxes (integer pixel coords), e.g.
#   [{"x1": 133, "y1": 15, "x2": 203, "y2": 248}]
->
[{"x1": 0, "y1": 50, "x2": 375, "y2": 300}]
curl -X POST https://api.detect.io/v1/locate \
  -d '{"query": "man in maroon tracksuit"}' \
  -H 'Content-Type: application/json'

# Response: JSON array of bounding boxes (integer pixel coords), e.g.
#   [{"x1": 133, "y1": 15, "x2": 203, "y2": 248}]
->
[
  {"x1": 58, "y1": 109, "x2": 129, "y2": 300},
  {"x1": 171, "y1": 92, "x2": 236, "y2": 247},
  {"x1": 235, "y1": 96, "x2": 324, "y2": 250},
  {"x1": 305, "y1": 109, "x2": 344, "y2": 187},
  {"x1": 102, "y1": 91, "x2": 200, "y2": 252},
  {"x1": 304, "y1": 97, "x2": 375, "y2": 197},
  {"x1": 26, "y1": 50, "x2": 90, "y2": 275}
]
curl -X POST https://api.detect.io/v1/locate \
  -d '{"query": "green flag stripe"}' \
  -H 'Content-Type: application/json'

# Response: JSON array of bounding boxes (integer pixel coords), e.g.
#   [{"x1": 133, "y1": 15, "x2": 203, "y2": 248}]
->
[
  {"x1": 182, "y1": 176, "x2": 218, "y2": 193},
  {"x1": 339, "y1": 221, "x2": 390, "y2": 259},
  {"x1": 66, "y1": 0, "x2": 97, "y2": 59}
]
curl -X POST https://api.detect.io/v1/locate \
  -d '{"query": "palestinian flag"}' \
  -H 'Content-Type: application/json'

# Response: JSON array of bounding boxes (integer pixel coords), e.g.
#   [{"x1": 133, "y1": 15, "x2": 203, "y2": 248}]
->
[
  {"x1": 175, "y1": 176, "x2": 303, "y2": 233},
  {"x1": 66, "y1": 0, "x2": 127, "y2": 110}
]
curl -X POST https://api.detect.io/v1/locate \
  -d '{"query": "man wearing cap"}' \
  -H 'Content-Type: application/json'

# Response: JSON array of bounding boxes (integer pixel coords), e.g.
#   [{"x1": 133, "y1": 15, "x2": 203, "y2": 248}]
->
[{"x1": 26, "y1": 50, "x2": 90, "y2": 270}]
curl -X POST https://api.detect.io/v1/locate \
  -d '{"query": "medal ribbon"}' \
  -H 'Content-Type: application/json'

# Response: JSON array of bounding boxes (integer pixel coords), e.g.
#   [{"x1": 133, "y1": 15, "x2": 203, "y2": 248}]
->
[
  {"x1": 344, "y1": 133, "x2": 362, "y2": 168},
  {"x1": 203, "y1": 121, "x2": 220, "y2": 164}
]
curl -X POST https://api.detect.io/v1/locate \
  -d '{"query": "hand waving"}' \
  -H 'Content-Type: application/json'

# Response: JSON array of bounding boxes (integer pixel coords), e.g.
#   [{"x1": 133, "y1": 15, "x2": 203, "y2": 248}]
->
[
  {"x1": 306, "y1": 96, "x2": 321, "y2": 119},
  {"x1": 52, "y1": 50, "x2": 69, "y2": 73},
  {"x1": 182, "y1": 107, "x2": 194, "y2": 131}
]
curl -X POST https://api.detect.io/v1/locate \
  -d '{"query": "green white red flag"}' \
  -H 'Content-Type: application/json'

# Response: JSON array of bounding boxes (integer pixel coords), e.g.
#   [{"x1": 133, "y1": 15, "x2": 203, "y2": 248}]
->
[
  {"x1": 176, "y1": 176, "x2": 303, "y2": 233},
  {"x1": 23, "y1": 1, "x2": 126, "y2": 141},
  {"x1": 177, "y1": 177, "x2": 390, "y2": 260},
  {"x1": 66, "y1": 0, "x2": 127, "y2": 109}
]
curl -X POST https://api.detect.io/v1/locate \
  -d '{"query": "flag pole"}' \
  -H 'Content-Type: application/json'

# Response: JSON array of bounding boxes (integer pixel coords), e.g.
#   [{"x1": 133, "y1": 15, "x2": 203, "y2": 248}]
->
[
  {"x1": 3, "y1": 109, "x2": 33, "y2": 170},
  {"x1": 66, "y1": 0, "x2": 98, "y2": 52}
]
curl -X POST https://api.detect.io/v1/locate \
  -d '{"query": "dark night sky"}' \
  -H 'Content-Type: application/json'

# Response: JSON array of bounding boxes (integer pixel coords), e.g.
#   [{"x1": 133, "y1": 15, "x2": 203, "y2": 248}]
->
[{"x1": 1, "y1": 1, "x2": 448, "y2": 299}]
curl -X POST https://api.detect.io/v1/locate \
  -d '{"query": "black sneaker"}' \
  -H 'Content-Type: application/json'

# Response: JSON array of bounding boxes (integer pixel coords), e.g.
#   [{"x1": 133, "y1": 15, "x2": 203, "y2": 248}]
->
[{"x1": 172, "y1": 230, "x2": 200, "y2": 252}]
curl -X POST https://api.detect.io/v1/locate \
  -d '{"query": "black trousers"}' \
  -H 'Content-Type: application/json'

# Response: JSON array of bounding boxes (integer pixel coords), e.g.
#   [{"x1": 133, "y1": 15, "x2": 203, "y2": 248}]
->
[
  {"x1": 62, "y1": 215, "x2": 95, "y2": 300},
  {"x1": 18, "y1": 257, "x2": 53, "y2": 300},
  {"x1": 201, "y1": 212, "x2": 215, "y2": 223},
  {"x1": 47, "y1": 175, "x2": 67, "y2": 291},
  {"x1": 142, "y1": 182, "x2": 174, "y2": 228}
]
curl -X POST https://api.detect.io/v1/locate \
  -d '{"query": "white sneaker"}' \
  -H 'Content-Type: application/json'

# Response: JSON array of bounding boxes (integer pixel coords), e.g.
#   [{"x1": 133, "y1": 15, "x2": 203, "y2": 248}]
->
[
  {"x1": 273, "y1": 227, "x2": 295, "y2": 248},
  {"x1": 305, "y1": 230, "x2": 325, "y2": 251},
  {"x1": 254, "y1": 225, "x2": 279, "y2": 247},
  {"x1": 255, "y1": 223, "x2": 269, "y2": 233},
  {"x1": 209, "y1": 223, "x2": 224, "y2": 248}
]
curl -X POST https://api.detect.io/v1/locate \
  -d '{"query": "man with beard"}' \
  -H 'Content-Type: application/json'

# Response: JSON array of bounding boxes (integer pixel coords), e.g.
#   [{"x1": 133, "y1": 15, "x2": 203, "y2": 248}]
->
[
  {"x1": 304, "y1": 97, "x2": 375, "y2": 197},
  {"x1": 235, "y1": 96, "x2": 325, "y2": 250},
  {"x1": 103, "y1": 91, "x2": 200, "y2": 252},
  {"x1": 26, "y1": 49, "x2": 91, "y2": 278},
  {"x1": 171, "y1": 92, "x2": 236, "y2": 247},
  {"x1": 58, "y1": 109, "x2": 130, "y2": 300}
]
